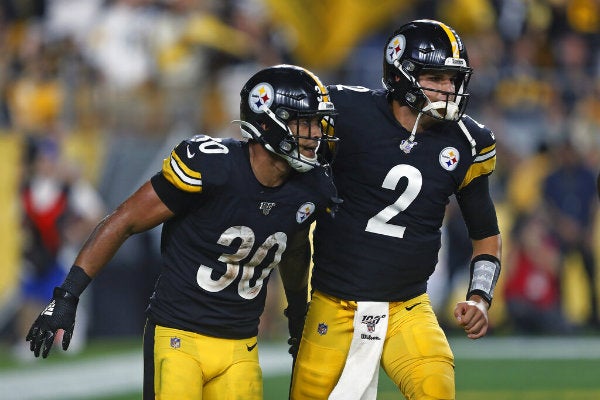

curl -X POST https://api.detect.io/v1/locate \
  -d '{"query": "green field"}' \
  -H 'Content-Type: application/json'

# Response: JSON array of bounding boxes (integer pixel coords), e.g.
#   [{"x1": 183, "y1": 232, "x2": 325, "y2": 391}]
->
[
  {"x1": 64, "y1": 359, "x2": 600, "y2": 400},
  {"x1": 2, "y1": 337, "x2": 600, "y2": 399}
]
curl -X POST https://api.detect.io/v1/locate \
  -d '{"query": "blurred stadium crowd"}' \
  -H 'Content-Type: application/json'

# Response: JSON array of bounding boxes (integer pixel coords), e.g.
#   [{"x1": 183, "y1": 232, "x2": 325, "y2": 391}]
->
[{"x1": 1, "y1": 0, "x2": 600, "y2": 359}]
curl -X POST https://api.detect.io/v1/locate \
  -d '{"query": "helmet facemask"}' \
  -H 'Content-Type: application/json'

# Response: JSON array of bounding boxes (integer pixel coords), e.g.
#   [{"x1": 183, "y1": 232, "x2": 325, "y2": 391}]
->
[
  {"x1": 392, "y1": 59, "x2": 472, "y2": 122},
  {"x1": 260, "y1": 106, "x2": 337, "y2": 172}
]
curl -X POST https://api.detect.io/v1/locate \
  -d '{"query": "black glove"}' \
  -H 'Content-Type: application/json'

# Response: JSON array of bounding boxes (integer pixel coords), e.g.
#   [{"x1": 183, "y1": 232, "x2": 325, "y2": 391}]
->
[
  {"x1": 284, "y1": 297, "x2": 308, "y2": 359},
  {"x1": 26, "y1": 287, "x2": 79, "y2": 358}
]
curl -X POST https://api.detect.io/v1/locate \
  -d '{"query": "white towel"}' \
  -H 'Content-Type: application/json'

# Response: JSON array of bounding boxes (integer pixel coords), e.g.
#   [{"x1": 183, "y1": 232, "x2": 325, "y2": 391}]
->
[{"x1": 329, "y1": 301, "x2": 389, "y2": 400}]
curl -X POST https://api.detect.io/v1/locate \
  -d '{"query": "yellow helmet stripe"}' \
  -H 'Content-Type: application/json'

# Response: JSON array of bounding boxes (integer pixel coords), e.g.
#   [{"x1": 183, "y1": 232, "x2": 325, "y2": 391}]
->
[
  {"x1": 436, "y1": 21, "x2": 460, "y2": 58},
  {"x1": 417, "y1": 19, "x2": 460, "y2": 58},
  {"x1": 300, "y1": 66, "x2": 331, "y2": 102}
]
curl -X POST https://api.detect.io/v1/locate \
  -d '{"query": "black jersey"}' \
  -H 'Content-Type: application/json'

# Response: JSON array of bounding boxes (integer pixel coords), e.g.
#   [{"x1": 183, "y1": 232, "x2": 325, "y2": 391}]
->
[
  {"x1": 147, "y1": 135, "x2": 335, "y2": 338},
  {"x1": 312, "y1": 85, "x2": 498, "y2": 301}
]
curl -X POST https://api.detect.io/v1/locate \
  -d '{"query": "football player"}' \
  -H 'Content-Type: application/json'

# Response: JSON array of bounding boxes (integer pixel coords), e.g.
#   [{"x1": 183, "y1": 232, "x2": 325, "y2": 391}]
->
[
  {"x1": 25, "y1": 64, "x2": 339, "y2": 400},
  {"x1": 290, "y1": 20, "x2": 502, "y2": 400}
]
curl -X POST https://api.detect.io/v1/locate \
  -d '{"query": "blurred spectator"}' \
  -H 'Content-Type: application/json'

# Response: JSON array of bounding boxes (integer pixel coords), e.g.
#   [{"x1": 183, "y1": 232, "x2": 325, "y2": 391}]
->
[
  {"x1": 505, "y1": 143, "x2": 551, "y2": 216},
  {"x1": 503, "y1": 210, "x2": 575, "y2": 335},
  {"x1": 12, "y1": 136, "x2": 105, "y2": 360},
  {"x1": 542, "y1": 139, "x2": 599, "y2": 329},
  {"x1": 569, "y1": 78, "x2": 600, "y2": 167},
  {"x1": 493, "y1": 34, "x2": 563, "y2": 159},
  {"x1": 6, "y1": 44, "x2": 65, "y2": 135},
  {"x1": 554, "y1": 32, "x2": 594, "y2": 115}
]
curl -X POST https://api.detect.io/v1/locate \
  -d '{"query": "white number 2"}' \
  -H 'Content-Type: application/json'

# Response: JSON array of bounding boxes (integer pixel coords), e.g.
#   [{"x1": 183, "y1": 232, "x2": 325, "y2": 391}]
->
[
  {"x1": 365, "y1": 164, "x2": 422, "y2": 239},
  {"x1": 196, "y1": 226, "x2": 287, "y2": 299}
]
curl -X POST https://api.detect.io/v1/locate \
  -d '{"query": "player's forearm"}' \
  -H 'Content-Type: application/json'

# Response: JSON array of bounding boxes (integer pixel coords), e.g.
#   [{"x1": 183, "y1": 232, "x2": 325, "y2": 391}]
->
[
  {"x1": 72, "y1": 213, "x2": 134, "y2": 278},
  {"x1": 74, "y1": 181, "x2": 174, "y2": 279},
  {"x1": 471, "y1": 234, "x2": 502, "y2": 260},
  {"x1": 279, "y1": 228, "x2": 311, "y2": 291},
  {"x1": 280, "y1": 250, "x2": 310, "y2": 292}
]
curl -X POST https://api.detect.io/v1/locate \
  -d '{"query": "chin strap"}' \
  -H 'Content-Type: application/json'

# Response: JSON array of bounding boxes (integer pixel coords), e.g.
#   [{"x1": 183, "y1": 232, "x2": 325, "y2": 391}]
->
[
  {"x1": 399, "y1": 111, "x2": 422, "y2": 154},
  {"x1": 399, "y1": 104, "x2": 477, "y2": 157},
  {"x1": 458, "y1": 119, "x2": 477, "y2": 156}
]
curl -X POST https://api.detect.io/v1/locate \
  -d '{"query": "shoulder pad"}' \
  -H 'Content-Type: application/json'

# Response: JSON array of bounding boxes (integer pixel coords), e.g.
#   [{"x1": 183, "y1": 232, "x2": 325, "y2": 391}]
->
[
  {"x1": 461, "y1": 115, "x2": 496, "y2": 152},
  {"x1": 161, "y1": 135, "x2": 232, "y2": 193},
  {"x1": 327, "y1": 84, "x2": 371, "y2": 94}
]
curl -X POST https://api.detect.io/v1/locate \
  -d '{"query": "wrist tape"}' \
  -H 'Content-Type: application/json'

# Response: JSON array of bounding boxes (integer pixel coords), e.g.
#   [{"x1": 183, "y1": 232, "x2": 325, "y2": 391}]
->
[
  {"x1": 60, "y1": 265, "x2": 92, "y2": 297},
  {"x1": 467, "y1": 254, "x2": 501, "y2": 306}
]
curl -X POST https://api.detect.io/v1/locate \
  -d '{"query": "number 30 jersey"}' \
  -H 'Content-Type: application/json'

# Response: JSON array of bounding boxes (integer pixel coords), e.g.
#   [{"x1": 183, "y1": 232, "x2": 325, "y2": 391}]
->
[
  {"x1": 312, "y1": 86, "x2": 499, "y2": 302},
  {"x1": 147, "y1": 135, "x2": 336, "y2": 338}
]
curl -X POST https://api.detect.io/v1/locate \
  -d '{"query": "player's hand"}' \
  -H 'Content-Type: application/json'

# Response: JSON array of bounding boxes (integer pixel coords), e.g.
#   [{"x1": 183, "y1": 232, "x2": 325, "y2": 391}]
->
[
  {"x1": 26, "y1": 287, "x2": 79, "y2": 358},
  {"x1": 454, "y1": 296, "x2": 489, "y2": 339},
  {"x1": 284, "y1": 302, "x2": 308, "y2": 359}
]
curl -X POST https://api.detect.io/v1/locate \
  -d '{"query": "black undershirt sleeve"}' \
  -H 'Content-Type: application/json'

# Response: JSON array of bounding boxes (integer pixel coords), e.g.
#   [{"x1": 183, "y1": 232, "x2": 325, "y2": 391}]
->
[{"x1": 456, "y1": 175, "x2": 500, "y2": 240}]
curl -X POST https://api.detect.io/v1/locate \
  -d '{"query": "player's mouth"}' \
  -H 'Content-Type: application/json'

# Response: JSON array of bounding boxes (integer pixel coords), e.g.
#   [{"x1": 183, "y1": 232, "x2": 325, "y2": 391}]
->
[{"x1": 300, "y1": 145, "x2": 317, "y2": 157}]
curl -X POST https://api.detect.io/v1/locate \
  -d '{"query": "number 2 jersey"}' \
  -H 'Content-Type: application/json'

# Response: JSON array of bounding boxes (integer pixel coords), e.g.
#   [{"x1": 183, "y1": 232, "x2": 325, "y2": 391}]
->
[
  {"x1": 147, "y1": 135, "x2": 336, "y2": 338},
  {"x1": 312, "y1": 86, "x2": 500, "y2": 302}
]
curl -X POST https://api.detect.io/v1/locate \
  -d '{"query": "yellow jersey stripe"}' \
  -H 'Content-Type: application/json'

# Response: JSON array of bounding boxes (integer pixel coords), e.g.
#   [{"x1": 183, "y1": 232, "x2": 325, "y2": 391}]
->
[
  {"x1": 161, "y1": 151, "x2": 203, "y2": 193},
  {"x1": 459, "y1": 144, "x2": 496, "y2": 190}
]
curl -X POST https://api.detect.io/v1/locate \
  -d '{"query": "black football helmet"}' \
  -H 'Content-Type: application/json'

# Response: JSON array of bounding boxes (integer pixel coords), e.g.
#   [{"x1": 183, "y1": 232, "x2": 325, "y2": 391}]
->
[
  {"x1": 382, "y1": 19, "x2": 472, "y2": 121},
  {"x1": 238, "y1": 64, "x2": 338, "y2": 172}
]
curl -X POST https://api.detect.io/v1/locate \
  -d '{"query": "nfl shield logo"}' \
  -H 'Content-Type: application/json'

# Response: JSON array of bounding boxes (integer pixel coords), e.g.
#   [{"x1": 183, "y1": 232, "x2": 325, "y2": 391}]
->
[
  {"x1": 170, "y1": 337, "x2": 181, "y2": 349},
  {"x1": 317, "y1": 323, "x2": 328, "y2": 336},
  {"x1": 366, "y1": 321, "x2": 376, "y2": 332}
]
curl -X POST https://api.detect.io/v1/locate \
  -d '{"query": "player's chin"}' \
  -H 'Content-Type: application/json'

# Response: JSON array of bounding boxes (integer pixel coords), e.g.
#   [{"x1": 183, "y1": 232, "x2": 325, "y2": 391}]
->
[{"x1": 300, "y1": 149, "x2": 317, "y2": 158}]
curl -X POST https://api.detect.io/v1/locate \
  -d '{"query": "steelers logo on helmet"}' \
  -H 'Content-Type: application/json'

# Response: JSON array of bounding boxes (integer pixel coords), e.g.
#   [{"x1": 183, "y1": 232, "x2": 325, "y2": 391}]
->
[
  {"x1": 439, "y1": 147, "x2": 460, "y2": 171},
  {"x1": 385, "y1": 34, "x2": 406, "y2": 65},
  {"x1": 249, "y1": 82, "x2": 274, "y2": 113}
]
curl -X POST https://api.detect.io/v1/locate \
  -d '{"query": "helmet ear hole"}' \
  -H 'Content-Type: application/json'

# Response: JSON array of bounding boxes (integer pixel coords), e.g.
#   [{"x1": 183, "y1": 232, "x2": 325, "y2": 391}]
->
[
  {"x1": 276, "y1": 109, "x2": 290, "y2": 120},
  {"x1": 402, "y1": 60, "x2": 416, "y2": 73},
  {"x1": 279, "y1": 140, "x2": 294, "y2": 152}
]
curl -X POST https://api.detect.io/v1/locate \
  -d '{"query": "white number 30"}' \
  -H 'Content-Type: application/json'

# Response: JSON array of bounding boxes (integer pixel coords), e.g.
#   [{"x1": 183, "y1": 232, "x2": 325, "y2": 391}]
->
[{"x1": 196, "y1": 226, "x2": 287, "y2": 299}]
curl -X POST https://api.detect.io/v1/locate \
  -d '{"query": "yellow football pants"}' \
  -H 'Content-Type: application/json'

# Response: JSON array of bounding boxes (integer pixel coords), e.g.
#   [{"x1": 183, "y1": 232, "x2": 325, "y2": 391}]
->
[
  {"x1": 291, "y1": 291, "x2": 455, "y2": 399},
  {"x1": 143, "y1": 321, "x2": 262, "y2": 400}
]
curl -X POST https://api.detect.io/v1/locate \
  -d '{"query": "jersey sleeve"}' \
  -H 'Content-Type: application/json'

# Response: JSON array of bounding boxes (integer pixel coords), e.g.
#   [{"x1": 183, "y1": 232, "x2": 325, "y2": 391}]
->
[
  {"x1": 457, "y1": 116, "x2": 497, "y2": 191},
  {"x1": 151, "y1": 135, "x2": 232, "y2": 214},
  {"x1": 456, "y1": 116, "x2": 500, "y2": 239},
  {"x1": 326, "y1": 84, "x2": 376, "y2": 141},
  {"x1": 151, "y1": 172, "x2": 199, "y2": 214},
  {"x1": 161, "y1": 138, "x2": 205, "y2": 193}
]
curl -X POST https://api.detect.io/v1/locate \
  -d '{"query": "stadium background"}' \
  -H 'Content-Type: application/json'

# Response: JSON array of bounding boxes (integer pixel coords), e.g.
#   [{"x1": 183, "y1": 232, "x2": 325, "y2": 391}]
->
[{"x1": 0, "y1": 0, "x2": 600, "y2": 398}]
